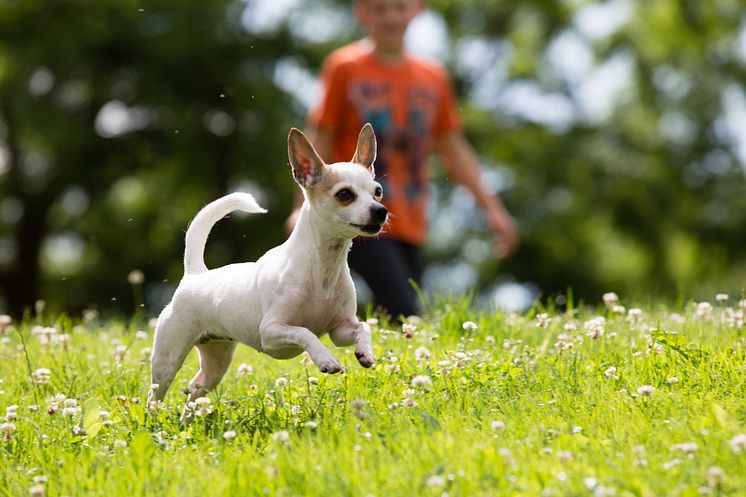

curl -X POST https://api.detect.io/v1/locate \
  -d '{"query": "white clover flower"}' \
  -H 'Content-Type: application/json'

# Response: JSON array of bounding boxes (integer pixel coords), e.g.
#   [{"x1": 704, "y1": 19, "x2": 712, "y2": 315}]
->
[
  {"x1": 31, "y1": 368, "x2": 51, "y2": 385},
  {"x1": 271, "y1": 430, "x2": 290, "y2": 444},
  {"x1": 154, "y1": 431, "x2": 170, "y2": 448},
  {"x1": 462, "y1": 321, "x2": 478, "y2": 332},
  {"x1": 113, "y1": 439, "x2": 128, "y2": 448},
  {"x1": 707, "y1": 466, "x2": 725, "y2": 488},
  {"x1": 63, "y1": 398, "x2": 78, "y2": 408},
  {"x1": 671, "y1": 442, "x2": 698, "y2": 454},
  {"x1": 414, "y1": 346, "x2": 431, "y2": 362},
  {"x1": 583, "y1": 477, "x2": 599, "y2": 490},
  {"x1": 191, "y1": 397, "x2": 213, "y2": 417},
  {"x1": 5, "y1": 405, "x2": 18, "y2": 421},
  {"x1": 72, "y1": 425, "x2": 87, "y2": 436},
  {"x1": 401, "y1": 397, "x2": 417, "y2": 407},
  {"x1": 536, "y1": 313, "x2": 550, "y2": 328},
  {"x1": 236, "y1": 363, "x2": 253, "y2": 376},
  {"x1": 627, "y1": 308, "x2": 643, "y2": 322},
  {"x1": 604, "y1": 366, "x2": 619, "y2": 380},
  {"x1": 135, "y1": 330, "x2": 148, "y2": 340},
  {"x1": 114, "y1": 344, "x2": 127, "y2": 362},
  {"x1": 696, "y1": 302, "x2": 713, "y2": 319},
  {"x1": 304, "y1": 421, "x2": 318, "y2": 429},
  {"x1": 491, "y1": 420, "x2": 505, "y2": 432},
  {"x1": 275, "y1": 377, "x2": 288, "y2": 388},
  {"x1": 667, "y1": 377, "x2": 679, "y2": 384},
  {"x1": 637, "y1": 385, "x2": 655, "y2": 397},
  {"x1": 31, "y1": 326, "x2": 57, "y2": 346},
  {"x1": 583, "y1": 316, "x2": 605, "y2": 339},
  {"x1": 402, "y1": 323, "x2": 417, "y2": 338},
  {"x1": 729, "y1": 433, "x2": 746, "y2": 453},
  {"x1": 411, "y1": 375, "x2": 432, "y2": 389},
  {"x1": 307, "y1": 376, "x2": 319, "y2": 385},
  {"x1": 62, "y1": 407, "x2": 81, "y2": 418},
  {"x1": 223, "y1": 430, "x2": 237, "y2": 441},
  {"x1": 1, "y1": 422, "x2": 16, "y2": 433},
  {"x1": 557, "y1": 450, "x2": 574, "y2": 462},
  {"x1": 426, "y1": 475, "x2": 445, "y2": 488},
  {"x1": 29, "y1": 485, "x2": 45, "y2": 497},
  {"x1": 715, "y1": 293, "x2": 729, "y2": 303},
  {"x1": 612, "y1": 305, "x2": 626, "y2": 315},
  {"x1": 563, "y1": 322, "x2": 577, "y2": 332},
  {"x1": 603, "y1": 292, "x2": 619, "y2": 307},
  {"x1": 554, "y1": 334, "x2": 573, "y2": 351}
]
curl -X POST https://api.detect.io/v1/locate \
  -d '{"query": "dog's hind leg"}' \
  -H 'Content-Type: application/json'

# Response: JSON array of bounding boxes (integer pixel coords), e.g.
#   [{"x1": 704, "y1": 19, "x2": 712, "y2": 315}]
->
[
  {"x1": 148, "y1": 306, "x2": 198, "y2": 406},
  {"x1": 180, "y1": 340, "x2": 236, "y2": 421},
  {"x1": 186, "y1": 340, "x2": 237, "y2": 400}
]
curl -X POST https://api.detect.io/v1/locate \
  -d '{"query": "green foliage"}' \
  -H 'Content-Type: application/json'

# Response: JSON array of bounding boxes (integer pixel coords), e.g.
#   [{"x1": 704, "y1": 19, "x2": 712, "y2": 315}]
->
[
  {"x1": 1, "y1": 0, "x2": 746, "y2": 315},
  {"x1": 0, "y1": 297, "x2": 745, "y2": 495}
]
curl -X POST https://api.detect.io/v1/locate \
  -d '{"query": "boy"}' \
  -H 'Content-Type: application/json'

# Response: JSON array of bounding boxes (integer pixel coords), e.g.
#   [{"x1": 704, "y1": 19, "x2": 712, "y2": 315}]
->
[{"x1": 287, "y1": 0, "x2": 519, "y2": 318}]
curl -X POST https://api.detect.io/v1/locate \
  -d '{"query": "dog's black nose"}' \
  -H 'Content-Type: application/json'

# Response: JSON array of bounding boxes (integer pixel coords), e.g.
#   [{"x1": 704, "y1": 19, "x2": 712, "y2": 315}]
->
[{"x1": 369, "y1": 204, "x2": 388, "y2": 224}]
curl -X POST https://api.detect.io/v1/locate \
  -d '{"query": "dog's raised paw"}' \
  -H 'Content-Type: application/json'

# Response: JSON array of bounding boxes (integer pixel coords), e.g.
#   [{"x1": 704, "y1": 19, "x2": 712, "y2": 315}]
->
[{"x1": 355, "y1": 350, "x2": 375, "y2": 368}]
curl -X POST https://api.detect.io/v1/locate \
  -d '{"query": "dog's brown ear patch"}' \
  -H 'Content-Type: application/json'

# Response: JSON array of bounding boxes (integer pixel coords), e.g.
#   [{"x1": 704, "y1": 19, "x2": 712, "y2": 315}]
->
[
  {"x1": 288, "y1": 128, "x2": 325, "y2": 187},
  {"x1": 351, "y1": 123, "x2": 377, "y2": 175}
]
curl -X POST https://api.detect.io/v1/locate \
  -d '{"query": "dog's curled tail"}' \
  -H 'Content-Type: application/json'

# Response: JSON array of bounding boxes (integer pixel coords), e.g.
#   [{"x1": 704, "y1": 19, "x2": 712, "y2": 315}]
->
[{"x1": 183, "y1": 192, "x2": 267, "y2": 275}]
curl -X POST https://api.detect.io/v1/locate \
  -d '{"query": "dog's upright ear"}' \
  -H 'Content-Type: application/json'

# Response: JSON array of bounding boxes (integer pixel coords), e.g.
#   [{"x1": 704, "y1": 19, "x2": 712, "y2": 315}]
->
[
  {"x1": 351, "y1": 123, "x2": 377, "y2": 175},
  {"x1": 288, "y1": 128, "x2": 325, "y2": 187}
]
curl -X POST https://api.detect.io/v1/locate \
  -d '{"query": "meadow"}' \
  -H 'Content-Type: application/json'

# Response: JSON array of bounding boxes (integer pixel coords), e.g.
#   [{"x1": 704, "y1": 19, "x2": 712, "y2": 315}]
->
[{"x1": 1, "y1": 294, "x2": 745, "y2": 497}]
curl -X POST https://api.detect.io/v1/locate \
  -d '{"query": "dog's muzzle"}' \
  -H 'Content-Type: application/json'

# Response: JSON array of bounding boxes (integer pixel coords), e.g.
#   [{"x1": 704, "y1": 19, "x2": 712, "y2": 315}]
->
[{"x1": 352, "y1": 204, "x2": 388, "y2": 234}]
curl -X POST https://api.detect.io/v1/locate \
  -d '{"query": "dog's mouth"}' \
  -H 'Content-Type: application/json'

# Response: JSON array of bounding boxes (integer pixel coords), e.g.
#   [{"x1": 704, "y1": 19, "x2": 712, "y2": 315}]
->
[{"x1": 350, "y1": 223, "x2": 383, "y2": 234}]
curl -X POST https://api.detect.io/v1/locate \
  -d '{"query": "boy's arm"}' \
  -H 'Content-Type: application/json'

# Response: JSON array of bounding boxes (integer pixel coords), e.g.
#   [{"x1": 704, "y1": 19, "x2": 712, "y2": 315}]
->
[
  {"x1": 435, "y1": 130, "x2": 519, "y2": 258},
  {"x1": 284, "y1": 126, "x2": 335, "y2": 234}
]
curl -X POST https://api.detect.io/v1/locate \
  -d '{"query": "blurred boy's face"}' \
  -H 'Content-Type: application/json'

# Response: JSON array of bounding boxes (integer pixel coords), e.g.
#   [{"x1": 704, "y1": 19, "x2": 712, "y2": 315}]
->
[{"x1": 355, "y1": 0, "x2": 424, "y2": 50}]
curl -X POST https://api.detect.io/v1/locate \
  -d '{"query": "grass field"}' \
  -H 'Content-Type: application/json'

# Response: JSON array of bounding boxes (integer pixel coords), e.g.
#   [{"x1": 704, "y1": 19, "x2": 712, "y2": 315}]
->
[{"x1": 1, "y1": 294, "x2": 745, "y2": 496}]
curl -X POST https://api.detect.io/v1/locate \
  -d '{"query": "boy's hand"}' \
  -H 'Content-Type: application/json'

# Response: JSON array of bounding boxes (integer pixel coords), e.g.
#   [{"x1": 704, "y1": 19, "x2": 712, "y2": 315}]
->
[{"x1": 485, "y1": 206, "x2": 519, "y2": 259}]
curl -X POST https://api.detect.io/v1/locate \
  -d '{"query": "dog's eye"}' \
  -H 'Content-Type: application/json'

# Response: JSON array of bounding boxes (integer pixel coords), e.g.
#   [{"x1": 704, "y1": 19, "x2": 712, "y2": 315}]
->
[
  {"x1": 335, "y1": 188, "x2": 355, "y2": 202},
  {"x1": 374, "y1": 186, "x2": 383, "y2": 199}
]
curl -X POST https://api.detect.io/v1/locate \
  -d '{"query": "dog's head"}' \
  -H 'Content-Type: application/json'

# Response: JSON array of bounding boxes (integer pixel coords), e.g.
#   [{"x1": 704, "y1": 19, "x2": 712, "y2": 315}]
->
[{"x1": 288, "y1": 123, "x2": 388, "y2": 238}]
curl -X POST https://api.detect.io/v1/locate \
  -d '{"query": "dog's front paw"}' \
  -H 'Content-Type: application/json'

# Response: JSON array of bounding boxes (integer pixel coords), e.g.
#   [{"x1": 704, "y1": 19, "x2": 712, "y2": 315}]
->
[
  {"x1": 355, "y1": 349, "x2": 375, "y2": 368},
  {"x1": 314, "y1": 351, "x2": 342, "y2": 374}
]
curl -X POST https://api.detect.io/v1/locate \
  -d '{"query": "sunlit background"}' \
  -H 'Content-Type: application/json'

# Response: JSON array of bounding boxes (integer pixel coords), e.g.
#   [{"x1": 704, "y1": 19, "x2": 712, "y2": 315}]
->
[{"x1": 1, "y1": 0, "x2": 745, "y2": 316}]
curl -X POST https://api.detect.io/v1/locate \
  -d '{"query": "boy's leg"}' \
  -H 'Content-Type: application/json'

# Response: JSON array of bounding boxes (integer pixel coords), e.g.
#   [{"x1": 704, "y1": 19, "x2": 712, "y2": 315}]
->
[{"x1": 348, "y1": 237, "x2": 422, "y2": 319}]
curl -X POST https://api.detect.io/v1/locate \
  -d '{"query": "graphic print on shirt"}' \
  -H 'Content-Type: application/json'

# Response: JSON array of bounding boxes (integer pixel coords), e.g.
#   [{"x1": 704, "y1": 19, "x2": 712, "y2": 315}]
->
[{"x1": 348, "y1": 78, "x2": 438, "y2": 208}]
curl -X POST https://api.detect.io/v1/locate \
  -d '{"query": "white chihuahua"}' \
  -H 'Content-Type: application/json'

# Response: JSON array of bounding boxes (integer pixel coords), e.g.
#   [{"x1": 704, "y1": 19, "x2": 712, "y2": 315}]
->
[{"x1": 148, "y1": 124, "x2": 387, "y2": 413}]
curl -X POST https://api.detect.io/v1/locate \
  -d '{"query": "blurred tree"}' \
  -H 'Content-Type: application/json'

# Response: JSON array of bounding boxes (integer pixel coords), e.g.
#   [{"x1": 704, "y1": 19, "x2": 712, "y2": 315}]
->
[
  {"x1": 0, "y1": 0, "x2": 311, "y2": 315},
  {"x1": 1, "y1": 0, "x2": 745, "y2": 317}
]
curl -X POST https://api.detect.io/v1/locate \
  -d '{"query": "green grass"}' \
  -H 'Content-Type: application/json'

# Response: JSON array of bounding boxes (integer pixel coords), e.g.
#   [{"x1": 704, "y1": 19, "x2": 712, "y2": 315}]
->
[{"x1": 1, "y1": 296, "x2": 745, "y2": 496}]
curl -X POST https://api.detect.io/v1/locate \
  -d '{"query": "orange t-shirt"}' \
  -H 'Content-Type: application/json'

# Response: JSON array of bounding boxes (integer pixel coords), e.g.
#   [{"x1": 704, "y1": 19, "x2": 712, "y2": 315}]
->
[{"x1": 308, "y1": 41, "x2": 461, "y2": 246}]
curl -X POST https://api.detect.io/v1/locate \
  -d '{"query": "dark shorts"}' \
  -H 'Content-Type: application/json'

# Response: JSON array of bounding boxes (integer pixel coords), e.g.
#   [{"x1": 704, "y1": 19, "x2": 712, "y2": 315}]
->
[{"x1": 348, "y1": 237, "x2": 423, "y2": 319}]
